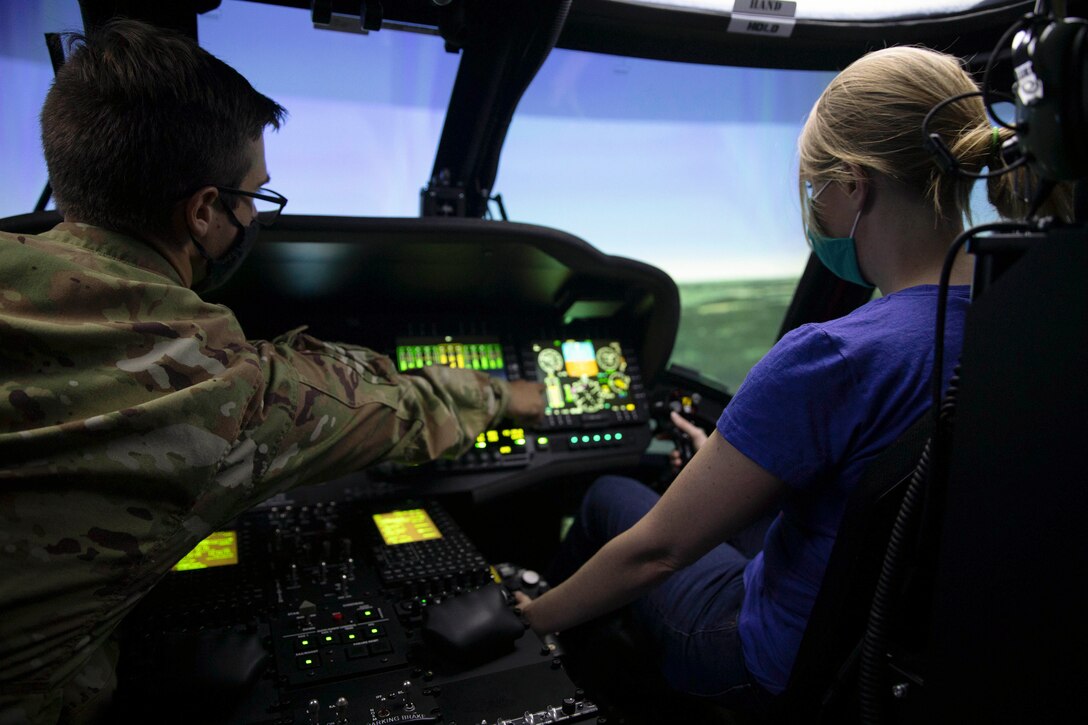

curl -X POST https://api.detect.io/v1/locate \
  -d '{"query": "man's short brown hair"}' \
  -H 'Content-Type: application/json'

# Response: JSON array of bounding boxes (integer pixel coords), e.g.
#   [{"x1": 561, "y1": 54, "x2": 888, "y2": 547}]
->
[{"x1": 41, "y1": 19, "x2": 286, "y2": 237}]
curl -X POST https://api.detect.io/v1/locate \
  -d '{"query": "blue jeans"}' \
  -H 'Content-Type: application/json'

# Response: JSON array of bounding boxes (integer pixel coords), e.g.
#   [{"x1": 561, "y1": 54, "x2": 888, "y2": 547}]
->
[{"x1": 549, "y1": 475, "x2": 775, "y2": 708}]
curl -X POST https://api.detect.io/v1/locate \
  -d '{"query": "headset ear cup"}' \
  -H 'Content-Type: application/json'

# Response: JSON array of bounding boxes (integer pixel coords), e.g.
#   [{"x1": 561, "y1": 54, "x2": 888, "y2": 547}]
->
[{"x1": 1019, "y1": 18, "x2": 1088, "y2": 181}]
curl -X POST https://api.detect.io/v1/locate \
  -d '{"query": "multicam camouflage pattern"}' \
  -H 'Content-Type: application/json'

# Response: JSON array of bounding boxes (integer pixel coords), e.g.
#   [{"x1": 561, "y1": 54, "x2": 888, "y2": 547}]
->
[{"x1": 0, "y1": 223, "x2": 510, "y2": 724}]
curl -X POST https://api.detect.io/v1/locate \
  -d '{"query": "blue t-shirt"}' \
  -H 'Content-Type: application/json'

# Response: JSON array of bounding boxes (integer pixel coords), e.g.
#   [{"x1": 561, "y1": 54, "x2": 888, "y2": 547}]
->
[{"x1": 717, "y1": 284, "x2": 970, "y2": 694}]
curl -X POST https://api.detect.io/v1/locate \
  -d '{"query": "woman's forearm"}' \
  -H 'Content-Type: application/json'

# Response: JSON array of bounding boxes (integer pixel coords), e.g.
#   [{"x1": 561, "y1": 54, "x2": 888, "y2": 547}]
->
[
  {"x1": 520, "y1": 524, "x2": 679, "y2": 634},
  {"x1": 519, "y1": 434, "x2": 785, "y2": 635}
]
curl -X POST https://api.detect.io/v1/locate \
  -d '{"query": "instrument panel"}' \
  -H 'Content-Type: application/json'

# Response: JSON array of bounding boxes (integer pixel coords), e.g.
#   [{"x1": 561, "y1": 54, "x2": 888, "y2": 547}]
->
[
  {"x1": 373, "y1": 333, "x2": 651, "y2": 498},
  {"x1": 114, "y1": 499, "x2": 599, "y2": 725}
]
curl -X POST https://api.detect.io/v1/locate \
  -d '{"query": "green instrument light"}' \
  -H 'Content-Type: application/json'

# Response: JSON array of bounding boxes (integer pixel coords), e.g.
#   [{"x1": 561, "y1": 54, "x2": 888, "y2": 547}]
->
[
  {"x1": 515, "y1": 438, "x2": 526, "y2": 446},
  {"x1": 300, "y1": 639, "x2": 310, "y2": 646},
  {"x1": 324, "y1": 635, "x2": 334, "y2": 642},
  {"x1": 363, "y1": 610, "x2": 372, "y2": 616},
  {"x1": 616, "y1": 433, "x2": 623, "y2": 440},
  {"x1": 570, "y1": 436, "x2": 578, "y2": 444},
  {"x1": 581, "y1": 435, "x2": 590, "y2": 443},
  {"x1": 370, "y1": 627, "x2": 379, "y2": 634},
  {"x1": 593, "y1": 434, "x2": 601, "y2": 442},
  {"x1": 304, "y1": 658, "x2": 313, "y2": 665},
  {"x1": 604, "y1": 434, "x2": 612, "y2": 441},
  {"x1": 347, "y1": 633, "x2": 356, "y2": 641},
  {"x1": 538, "y1": 437, "x2": 549, "y2": 445},
  {"x1": 475, "y1": 441, "x2": 487, "y2": 449}
]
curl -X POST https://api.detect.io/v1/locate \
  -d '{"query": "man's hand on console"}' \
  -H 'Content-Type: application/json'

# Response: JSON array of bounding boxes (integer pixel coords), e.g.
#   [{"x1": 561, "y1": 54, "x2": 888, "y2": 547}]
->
[{"x1": 506, "y1": 380, "x2": 547, "y2": 424}]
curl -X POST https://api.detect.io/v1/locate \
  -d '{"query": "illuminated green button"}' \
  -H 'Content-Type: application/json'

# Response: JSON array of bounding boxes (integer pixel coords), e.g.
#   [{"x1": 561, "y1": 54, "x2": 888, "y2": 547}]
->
[
  {"x1": 538, "y1": 437, "x2": 549, "y2": 445},
  {"x1": 592, "y1": 435, "x2": 601, "y2": 442},
  {"x1": 604, "y1": 434, "x2": 612, "y2": 441},
  {"x1": 615, "y1": 433, "x2": 623, "y2": 441},
  {"x1": 295, "y1": 637, "x2": 316, "y2": 652},
  {"x1": 297, "y1": 654, "x2": 320, "y2": 670},
  {"x1": 581, "y1": 435, "x2": 590, "y2": 443}
]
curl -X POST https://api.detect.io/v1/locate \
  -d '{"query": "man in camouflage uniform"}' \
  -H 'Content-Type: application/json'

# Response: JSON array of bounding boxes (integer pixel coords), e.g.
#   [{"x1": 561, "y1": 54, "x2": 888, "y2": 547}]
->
[{"x1": 0, "y1": 20, "x2": 544, "y2": 724}]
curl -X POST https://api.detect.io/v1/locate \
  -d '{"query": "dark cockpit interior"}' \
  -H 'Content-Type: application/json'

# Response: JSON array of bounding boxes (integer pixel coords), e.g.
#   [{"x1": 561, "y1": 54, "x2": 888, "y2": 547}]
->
[{"x1": 1, "y1": 1, "x2": 1086, "y2": 723}]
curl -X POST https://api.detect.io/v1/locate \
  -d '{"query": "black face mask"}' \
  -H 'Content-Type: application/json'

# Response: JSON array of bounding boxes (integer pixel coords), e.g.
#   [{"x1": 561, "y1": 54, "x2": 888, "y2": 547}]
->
[{"x1": 190, "y1": 201, "x2": 260, "y2": 294}]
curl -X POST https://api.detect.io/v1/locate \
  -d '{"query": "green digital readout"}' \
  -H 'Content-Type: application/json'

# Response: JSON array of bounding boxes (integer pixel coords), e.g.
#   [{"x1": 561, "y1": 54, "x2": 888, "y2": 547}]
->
[
  {"x1": 172, "y1": 530, "x2": 238, "y2": 571},
  {"x1": 395, "y1": 337, "x2": 505, "y2": 374},
  {"x1": 373, "y1": 509, "x2": 443, "y2": 546}
]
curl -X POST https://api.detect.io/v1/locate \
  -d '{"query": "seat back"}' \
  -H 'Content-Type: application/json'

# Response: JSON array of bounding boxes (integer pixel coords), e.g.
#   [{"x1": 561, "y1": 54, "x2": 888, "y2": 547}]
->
[
  {"x1": 778, "y1": 414, "x2": 933, "y2": 722},
  {"x1": 0, "y1": 210, "x2": 62, "y2": 234}
]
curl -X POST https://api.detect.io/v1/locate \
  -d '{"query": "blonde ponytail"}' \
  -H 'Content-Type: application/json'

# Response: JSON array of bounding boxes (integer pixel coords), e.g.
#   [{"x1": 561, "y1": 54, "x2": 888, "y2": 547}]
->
[{"x1": 799, "y1": 46, "x2": 1073, "y2": 226}]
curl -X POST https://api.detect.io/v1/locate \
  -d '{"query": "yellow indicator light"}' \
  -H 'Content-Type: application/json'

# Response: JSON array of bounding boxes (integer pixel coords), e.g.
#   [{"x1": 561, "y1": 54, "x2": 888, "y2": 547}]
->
[
  {"x1": 363, "y1": 610, "x2": 372, "y2": 617},
  {"x1": 370, "y1": 627, "x2": 379, "y2": 635},
  {"x1": 486, "y1": 430, "x2": 499, "y2": 443},
  {"x1": 324, "y1": 635, "x2": 334, "y2": 642},
  {"x1": 172, "y1": 530, "x2": 239, "y2": 571},
  {"x1": 626, "y1": 403, "x2": 636, "y2": 411},
  {"x1": 499, "y1": 445, "x2": 512, "y2": 454},
  {"x1": 510, "y1": 428, "x2": 524, "y2": 439},
  {"x1": 372, "y1": 509, "x2": 443, "y2": 545},
  {"x1": 347, "y1": 634, "x2": 356, "y2": 641},
  {"x1": 300, "y1": 639, "x2": 310, "y2": 646}
]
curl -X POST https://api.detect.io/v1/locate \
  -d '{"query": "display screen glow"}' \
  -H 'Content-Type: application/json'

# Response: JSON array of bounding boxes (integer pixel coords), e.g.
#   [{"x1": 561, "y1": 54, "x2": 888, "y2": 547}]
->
[
  {"x1": 395, "y1": 337, "x2": 505, "y2": 376},
  {"x1": 533, "y1": 339, "x2": 632, "y2": 415},
  {"x1": 172, "y1": 530, "x2": 239, "y2": 571},
  {"x1": 373, "y1": 509, "x2": 443, "y2": 545}
]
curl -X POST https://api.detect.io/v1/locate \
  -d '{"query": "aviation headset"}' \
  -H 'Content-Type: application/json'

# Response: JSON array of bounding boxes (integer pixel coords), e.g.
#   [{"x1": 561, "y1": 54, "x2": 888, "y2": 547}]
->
[
  {"x1": 1012, "y1": 12, "x2": 1088, "y2": 181},
  {"x1": 923, "y1": 4, "x2": 1088, "y2": 189}
]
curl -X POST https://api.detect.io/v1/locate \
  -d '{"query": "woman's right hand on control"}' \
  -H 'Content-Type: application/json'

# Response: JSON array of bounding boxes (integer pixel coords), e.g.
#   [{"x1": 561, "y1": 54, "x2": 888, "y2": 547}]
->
[{"x1": 668, "y1": 410, "x2": 708, "y2": 472}]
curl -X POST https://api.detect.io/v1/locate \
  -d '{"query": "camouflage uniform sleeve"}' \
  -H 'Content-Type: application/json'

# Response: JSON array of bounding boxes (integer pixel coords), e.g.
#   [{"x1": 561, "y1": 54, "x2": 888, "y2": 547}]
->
[{"x1": 243, "y1": 328, "x2": 510, "y2": 490}]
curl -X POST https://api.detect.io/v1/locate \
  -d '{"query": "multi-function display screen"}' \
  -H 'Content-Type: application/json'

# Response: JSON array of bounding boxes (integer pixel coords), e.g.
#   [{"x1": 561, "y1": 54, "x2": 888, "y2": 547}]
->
[
  {"x1": 372, "y1": 509, "x2": 443, "y2": 546},
  {"x1": 395, "y1": 337, "x2": 506, "y2": 378},
  {"x1": 531, "y1": 339, "x2": 633, "y2": 415},
  {"x1": 172, "y1": 530, "x2": 239, "y2": 572}
]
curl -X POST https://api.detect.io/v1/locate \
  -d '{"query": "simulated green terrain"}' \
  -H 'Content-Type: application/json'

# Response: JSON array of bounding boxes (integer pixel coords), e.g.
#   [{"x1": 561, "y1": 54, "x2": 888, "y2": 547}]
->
[{"x1": 669, "y1": 278, "x2": 798, "y2": 393}]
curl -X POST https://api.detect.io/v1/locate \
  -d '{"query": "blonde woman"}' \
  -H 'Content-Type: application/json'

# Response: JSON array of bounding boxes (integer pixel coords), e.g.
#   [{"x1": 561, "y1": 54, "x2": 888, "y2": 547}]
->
[{"x1": 517, "y1": 46, "x2": 1055, "y2": 708}]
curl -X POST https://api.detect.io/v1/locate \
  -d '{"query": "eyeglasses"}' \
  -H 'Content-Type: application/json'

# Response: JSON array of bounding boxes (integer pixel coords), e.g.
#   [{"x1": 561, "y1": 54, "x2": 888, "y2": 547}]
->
[
  {"x1": 802, "y1": 179, "x2": 834, "y2": 243},
  {"x1": 216, "y1": 186, "x2": 288, "y2": 226},
  {"x1": 804, "y1": 179, "x2": 833, "y2": 203}
]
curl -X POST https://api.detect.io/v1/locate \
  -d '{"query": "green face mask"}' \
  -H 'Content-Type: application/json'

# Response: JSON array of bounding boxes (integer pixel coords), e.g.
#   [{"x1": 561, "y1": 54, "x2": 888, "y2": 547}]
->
[{"x1": 804, "y1": 181, "x2": 874, "y2": 289}]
